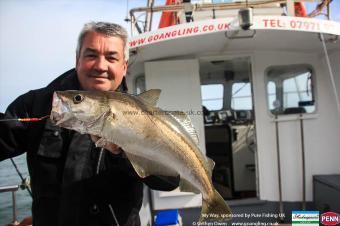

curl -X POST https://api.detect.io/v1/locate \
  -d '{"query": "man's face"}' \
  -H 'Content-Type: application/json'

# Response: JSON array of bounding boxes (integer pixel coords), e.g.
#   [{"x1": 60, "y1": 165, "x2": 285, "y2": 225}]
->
[{"x1": 76, "y1": 31, "x2": 127, "y2": 91}]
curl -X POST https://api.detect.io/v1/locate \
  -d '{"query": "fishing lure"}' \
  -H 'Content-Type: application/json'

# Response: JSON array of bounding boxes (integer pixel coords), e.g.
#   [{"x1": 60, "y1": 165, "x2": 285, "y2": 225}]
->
[{"x1": 0, "y1": 115, "x2": 50, "y2": 122}]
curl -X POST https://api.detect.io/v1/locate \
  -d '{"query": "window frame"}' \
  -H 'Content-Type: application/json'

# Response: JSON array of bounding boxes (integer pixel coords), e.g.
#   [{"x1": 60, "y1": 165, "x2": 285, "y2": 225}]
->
[
  {"x1": 265, "y1": 64, "x2": 317, "y2": 116},
  {"x1": 231, "y1": 82, "x2": 253, "y2": 110},
  {"x1": 134, "y1": 74, "x2": 146, "y2": 95},
  {"x1": 201, "y1": 83, "x2": 225, "y2": 111}
]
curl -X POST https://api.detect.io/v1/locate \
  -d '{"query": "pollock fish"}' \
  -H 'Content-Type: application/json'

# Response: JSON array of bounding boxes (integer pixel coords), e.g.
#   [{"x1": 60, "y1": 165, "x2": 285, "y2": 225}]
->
[{"x1": 50, "y1": 89, "x2": 232, "y2": 221}]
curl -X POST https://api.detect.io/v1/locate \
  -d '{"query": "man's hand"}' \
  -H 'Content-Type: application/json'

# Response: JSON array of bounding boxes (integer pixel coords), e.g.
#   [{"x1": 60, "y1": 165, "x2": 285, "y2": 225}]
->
[
  {"x1": 6, "y1": 216, "x2": 32, "y2": 226},
  {"x1": 90, "y1": 135, "x2": 122, "y2": 154}
]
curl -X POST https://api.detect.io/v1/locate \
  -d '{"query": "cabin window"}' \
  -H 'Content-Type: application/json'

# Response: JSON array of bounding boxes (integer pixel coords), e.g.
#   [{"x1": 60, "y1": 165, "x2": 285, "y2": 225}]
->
[
  {"x1": 231, "y1": 82, "x2": 252, "y2": 110},
  {"x1": 201, "y1": 84, "x2": 224, "y2": 110},
  {"x1": 266, "y1": 65, "x2": 315, "y2": 115},
  {"x1": 134, "y1": 75, "x2": 146, "y2": 95},
  {"x1": 267, "y1": 81, "x2": 276, "y2": 111}
]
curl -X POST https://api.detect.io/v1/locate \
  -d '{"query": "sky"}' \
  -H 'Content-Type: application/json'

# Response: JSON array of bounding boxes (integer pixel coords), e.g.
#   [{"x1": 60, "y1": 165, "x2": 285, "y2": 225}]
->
[
  {"x1": 0, "y1": 0, "x2": 160, "y2": 112},
  {"x1": 0, "y1": 0, "x2": 339, "y2": 112}
]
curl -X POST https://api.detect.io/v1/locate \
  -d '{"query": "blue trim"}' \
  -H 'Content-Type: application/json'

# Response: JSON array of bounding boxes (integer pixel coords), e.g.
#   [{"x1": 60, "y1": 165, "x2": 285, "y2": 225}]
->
[{"x1": 292, "y1": 211, "x2": 319, "y2": 214}]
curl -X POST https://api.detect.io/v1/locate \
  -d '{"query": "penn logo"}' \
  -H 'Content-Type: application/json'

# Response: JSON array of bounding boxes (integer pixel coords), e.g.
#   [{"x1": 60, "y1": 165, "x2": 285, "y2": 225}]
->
[{"x1": 321, "y1": 212, "x2": 340, "y2": 225}]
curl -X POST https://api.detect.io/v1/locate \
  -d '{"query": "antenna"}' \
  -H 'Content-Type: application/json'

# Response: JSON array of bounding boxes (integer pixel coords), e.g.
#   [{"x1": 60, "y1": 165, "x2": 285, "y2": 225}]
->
[{"x1": 124, "y1": 0, "x2": 131, "y2": 23}]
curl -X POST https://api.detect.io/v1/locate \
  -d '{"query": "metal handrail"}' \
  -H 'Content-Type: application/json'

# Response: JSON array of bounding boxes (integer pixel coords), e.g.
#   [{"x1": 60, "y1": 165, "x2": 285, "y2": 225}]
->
[
  {"x1": 129, "y1": 0, "x2": 287, "y2": 34},
  {"x1": 130, "y1": 0, "x2": 287, "y2": 14},
  {"x1": 0, "y1": 185, "x2": 19, "y2": 193},
  {"x1": 0, "y1": 184, "x2": 20, "y2": 224},
  {"x1": 128, "y1": 0, "x2": 331, "y2": 34}
]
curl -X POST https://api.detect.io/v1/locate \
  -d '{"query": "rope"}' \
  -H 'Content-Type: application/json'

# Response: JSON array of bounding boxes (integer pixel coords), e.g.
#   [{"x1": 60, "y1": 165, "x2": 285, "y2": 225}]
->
[{"x1": 320, "y1": 33, "x2": 340, "y2": 114}]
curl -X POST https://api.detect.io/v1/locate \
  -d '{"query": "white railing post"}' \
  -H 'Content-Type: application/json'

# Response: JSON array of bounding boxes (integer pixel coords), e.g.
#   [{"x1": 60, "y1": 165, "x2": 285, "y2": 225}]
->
[{"x1": 286, "y1": 0, "x2": 296, "y2": 16}]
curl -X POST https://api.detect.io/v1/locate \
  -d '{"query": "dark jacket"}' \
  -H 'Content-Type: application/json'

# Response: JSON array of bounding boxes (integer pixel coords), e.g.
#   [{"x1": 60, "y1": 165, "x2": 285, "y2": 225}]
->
[{"x1": 0, "y1": 69, "x2": 179, "y2": 226}]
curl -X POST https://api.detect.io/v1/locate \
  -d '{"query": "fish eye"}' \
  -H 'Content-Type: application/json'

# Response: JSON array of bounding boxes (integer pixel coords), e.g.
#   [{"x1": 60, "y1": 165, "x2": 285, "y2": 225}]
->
[{"x1": 73, "y1": 94, "x2": 84, "y2": 104}]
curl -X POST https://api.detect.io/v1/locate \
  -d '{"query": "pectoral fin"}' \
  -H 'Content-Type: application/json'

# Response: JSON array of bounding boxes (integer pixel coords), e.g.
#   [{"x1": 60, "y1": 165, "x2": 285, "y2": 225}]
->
[{"x1": 125, "y1": 152, "x2": 178, "y2": 178}]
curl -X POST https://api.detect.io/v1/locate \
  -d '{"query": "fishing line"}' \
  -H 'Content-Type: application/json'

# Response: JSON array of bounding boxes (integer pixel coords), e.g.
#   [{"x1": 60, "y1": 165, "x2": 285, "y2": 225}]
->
[
  {"x1": 96, "y1": 148, "x2": 120, "y2": 226},
  {"x1": 10, "y1": 158, "x2": 33, "y2": 198},
  {"x1": 0, "y1": 115, "x2": 50, "y2": 122}
]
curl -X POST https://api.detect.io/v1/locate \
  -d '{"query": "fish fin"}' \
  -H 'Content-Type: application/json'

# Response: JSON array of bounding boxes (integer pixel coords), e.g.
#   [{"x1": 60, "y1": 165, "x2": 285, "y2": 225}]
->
[
  {"x1": 137, "y1": 89, "x2": 161, "y2": 106},
  {"x1": 179, "y1": 179, "x2": 200, "y2": 194},
  {"x1": 169, "y1": 111, "x2": 199, "y2": 145},
  {"x1": 200, "y1": 190, "x2": 232, "y2": 222},
  {"x1": 124, "y1": 152, "x2": 178, "y2": 178},
  {"x1": 206, "y1": 157, "x2": 215, "y2": 178}
]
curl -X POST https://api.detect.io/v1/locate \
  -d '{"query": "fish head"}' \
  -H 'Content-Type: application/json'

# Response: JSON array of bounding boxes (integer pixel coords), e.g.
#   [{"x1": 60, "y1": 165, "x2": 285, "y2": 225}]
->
[{"x1": 50, "y1": 90, "x2": 111, "y2": 135}]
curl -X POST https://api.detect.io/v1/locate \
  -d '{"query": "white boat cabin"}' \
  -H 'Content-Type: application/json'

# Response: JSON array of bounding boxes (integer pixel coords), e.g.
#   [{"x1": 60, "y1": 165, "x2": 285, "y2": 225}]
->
[{"x1": 126, "y1": 0, "x2": 340, "y2": 224}]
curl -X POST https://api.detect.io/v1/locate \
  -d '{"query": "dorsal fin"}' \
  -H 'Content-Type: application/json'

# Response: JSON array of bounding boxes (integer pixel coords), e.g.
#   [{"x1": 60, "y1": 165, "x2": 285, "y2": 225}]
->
[
  {"x1": 169, "y1": 111, "x2": 199, "y2": 145},
  {"x1": 137, "y1": 89, "x2": 161, "y2": 106}
]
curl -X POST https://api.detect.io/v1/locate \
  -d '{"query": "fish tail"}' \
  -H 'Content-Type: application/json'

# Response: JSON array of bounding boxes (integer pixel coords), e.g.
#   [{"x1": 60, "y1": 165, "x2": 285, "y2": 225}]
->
[{"x1": 200, "y1": 189, "x2": 232, "y2": 222}]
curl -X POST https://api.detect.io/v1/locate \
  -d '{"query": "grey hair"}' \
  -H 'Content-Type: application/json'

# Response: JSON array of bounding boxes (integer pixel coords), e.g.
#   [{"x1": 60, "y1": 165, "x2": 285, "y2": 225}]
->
[{"x1": 76, "y1": 21, "x2": 129, "y2": 61}]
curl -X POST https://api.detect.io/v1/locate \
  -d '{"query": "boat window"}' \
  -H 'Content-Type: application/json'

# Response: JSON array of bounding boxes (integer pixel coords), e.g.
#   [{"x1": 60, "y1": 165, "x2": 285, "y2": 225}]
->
[
  {"x1": 134, "y1": 75, "x2": 146, "y2": 95},
  {"x1": 266, "y1": 65, "x2": 315, "y2": 115},
  {"x1": 267, "y1": 81, "x2": 276, "y2": 111},
  {"x1": 201, "y1": 84, "x2": 224, "y2": 110},
  {"x1": 231, "y1": 82, "x2": 252, "y2": 110}
]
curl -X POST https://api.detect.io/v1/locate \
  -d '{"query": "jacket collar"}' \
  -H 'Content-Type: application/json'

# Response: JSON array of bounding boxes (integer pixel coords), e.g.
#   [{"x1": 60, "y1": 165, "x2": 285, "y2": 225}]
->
[{"x1": 47, "y1": 68, "x2": 81, "y2": 91}]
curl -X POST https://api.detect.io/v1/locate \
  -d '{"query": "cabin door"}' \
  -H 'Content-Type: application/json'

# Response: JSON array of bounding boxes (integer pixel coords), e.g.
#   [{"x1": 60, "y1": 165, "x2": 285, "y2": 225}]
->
[
  {"x1": 144, "y1": 59, "x2": 205, "y2": 210},
  {"x1": 199, "y1": 56, "x2": 257, "y2": 200}
]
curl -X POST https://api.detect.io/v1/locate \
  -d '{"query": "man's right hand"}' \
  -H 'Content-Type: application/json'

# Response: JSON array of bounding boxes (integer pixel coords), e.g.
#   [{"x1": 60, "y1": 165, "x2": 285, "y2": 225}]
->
[{"x1": 6, "y1": 216, "x2": 32, "y2": 226}]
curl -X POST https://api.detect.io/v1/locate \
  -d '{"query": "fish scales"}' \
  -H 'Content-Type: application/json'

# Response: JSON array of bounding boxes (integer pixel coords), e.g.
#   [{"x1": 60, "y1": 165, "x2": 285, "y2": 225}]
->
[{"x1": 109, "y1": 93, "x2": 213, "y2": 196}]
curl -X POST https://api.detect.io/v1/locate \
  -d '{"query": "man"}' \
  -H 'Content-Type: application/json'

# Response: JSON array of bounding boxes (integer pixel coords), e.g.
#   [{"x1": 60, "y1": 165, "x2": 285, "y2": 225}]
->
[{"x1": 0, "y1": 22, "x2": 179, "y2": 226}]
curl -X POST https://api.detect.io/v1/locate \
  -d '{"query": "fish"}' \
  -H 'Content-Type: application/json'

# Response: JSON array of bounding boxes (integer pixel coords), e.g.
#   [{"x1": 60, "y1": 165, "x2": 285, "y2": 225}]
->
[{"x1": 50, "y1": 89, "x2": 232, "y2": 222}]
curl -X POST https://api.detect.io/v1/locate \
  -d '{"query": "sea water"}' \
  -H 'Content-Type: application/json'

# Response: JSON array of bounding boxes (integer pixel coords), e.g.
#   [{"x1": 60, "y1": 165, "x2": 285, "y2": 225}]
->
[{"x1": 0, "y1": 154, "x2": 31, "y2": 225}]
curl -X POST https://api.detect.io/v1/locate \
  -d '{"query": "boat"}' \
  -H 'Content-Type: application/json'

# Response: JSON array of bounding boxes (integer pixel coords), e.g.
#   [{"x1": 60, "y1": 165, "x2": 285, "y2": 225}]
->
[
  {"x1": 124, "y1": 0, "x2": 340, "y2": 225},
  {"x1": 1, "y1": 0, "x2": 339, "y2": 225}
]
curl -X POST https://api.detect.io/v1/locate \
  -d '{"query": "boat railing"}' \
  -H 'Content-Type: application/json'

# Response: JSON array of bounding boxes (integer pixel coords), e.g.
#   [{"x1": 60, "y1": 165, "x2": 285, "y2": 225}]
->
[
  {"x1": 128, "y1": 0, "x2": 331, "y2": 34},
  {"x1": 0, "y1": 184, "x2": 20, "y2": 225}
]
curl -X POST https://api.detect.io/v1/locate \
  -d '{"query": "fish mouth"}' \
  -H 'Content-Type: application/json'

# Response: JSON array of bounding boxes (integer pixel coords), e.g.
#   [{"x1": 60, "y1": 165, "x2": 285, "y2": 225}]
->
[
  {"x1": 50, "y1": 111, "x2": 62, "y2": 124},
  {"x1": 50, "y1": 109, "x2": 107, "y2": 134},
  {"x1": 50, "y1": 110, "x2": 74, "y2": 126}
]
